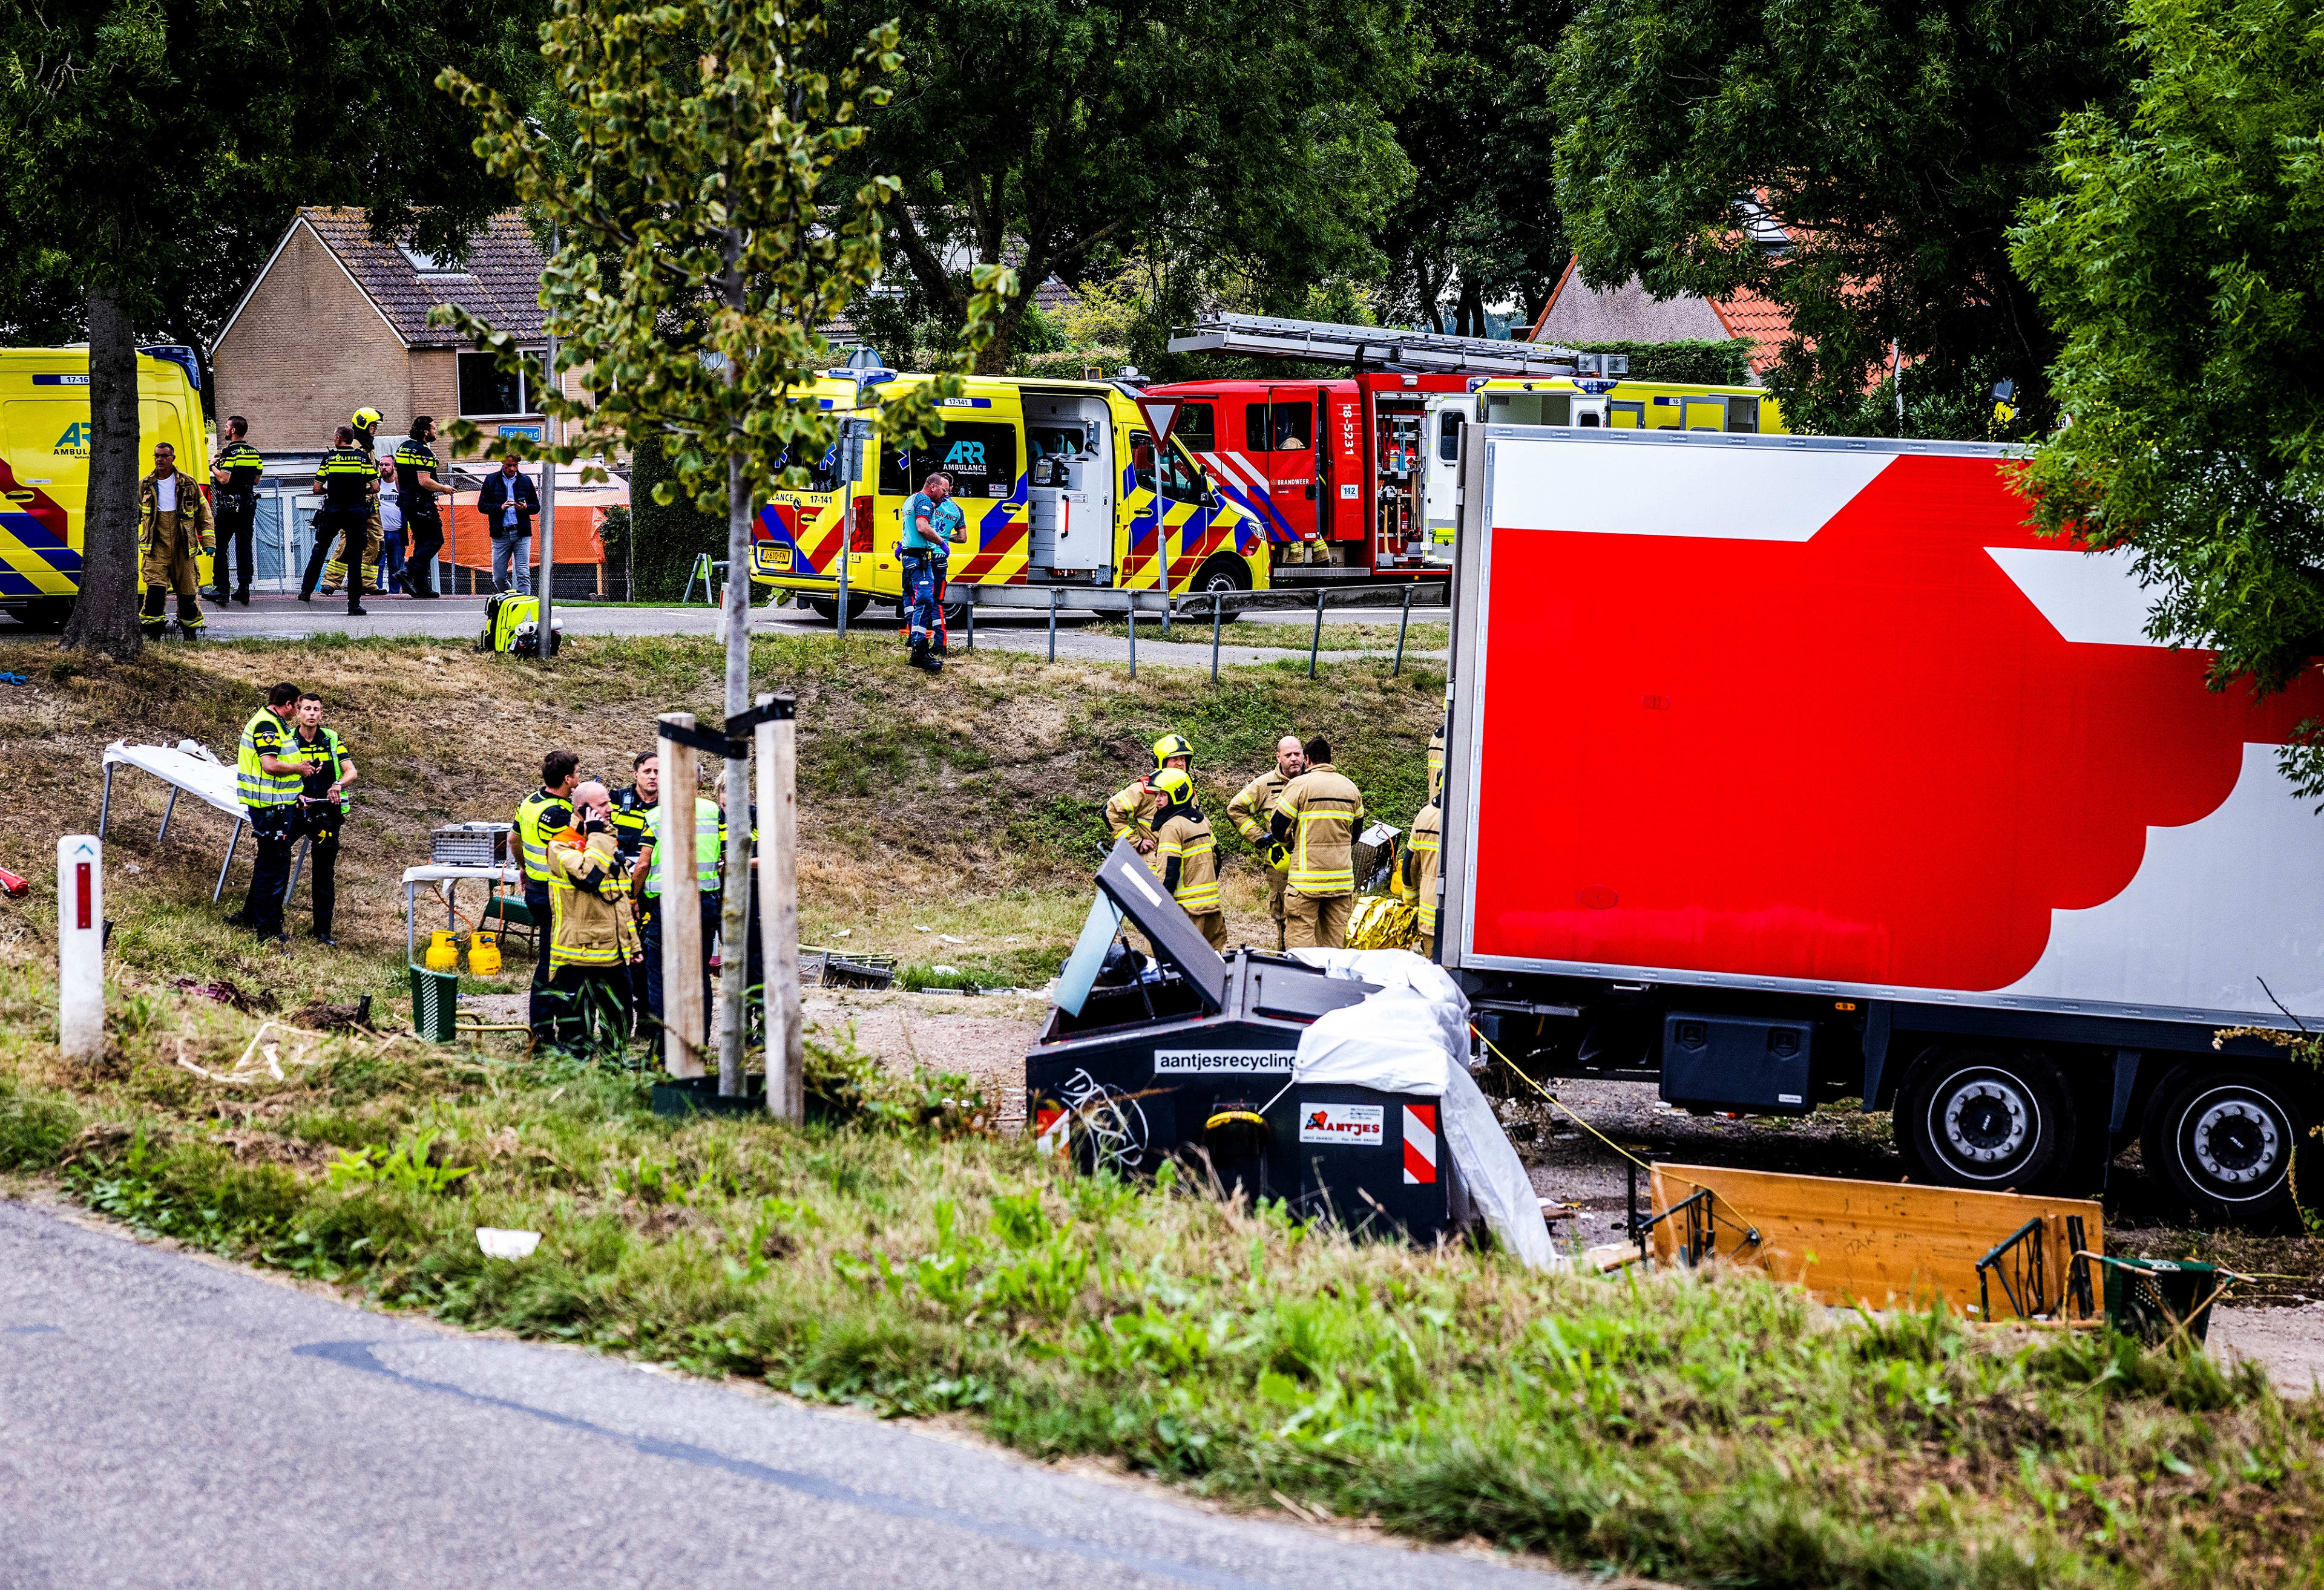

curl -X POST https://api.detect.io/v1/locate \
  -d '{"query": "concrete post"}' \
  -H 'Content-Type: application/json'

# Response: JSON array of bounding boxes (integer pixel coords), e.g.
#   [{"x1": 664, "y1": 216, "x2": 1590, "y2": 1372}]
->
[
  {"x1": 657, "y1": 714, "x2": 705, "y2": 1078},
  {"x1": 57, "y1": 834, "x2": 103, "y2": 1060}
]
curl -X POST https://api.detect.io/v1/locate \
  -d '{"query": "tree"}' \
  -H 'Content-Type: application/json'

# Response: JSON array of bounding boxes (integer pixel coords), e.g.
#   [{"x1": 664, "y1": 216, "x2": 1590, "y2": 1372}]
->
[
  {"x1": 1546, "y1": 0, "x2": 2129, "y2": 435},
  {"x1": 2011, "y1": 0, "x2": 2324, "y2": 780},
  {"x1": 822, "y1": 0, "x2": 1417, "y2": 372},
  {"x1": 1379, "y1": 0, "x2": 1574, "y2": 336},
  {"x1": 438, "y1": 0, "x2": 1007, "y2": 1102},
  {"x1": 0, "y1": 0, "x2": 540, "y2": 656}
]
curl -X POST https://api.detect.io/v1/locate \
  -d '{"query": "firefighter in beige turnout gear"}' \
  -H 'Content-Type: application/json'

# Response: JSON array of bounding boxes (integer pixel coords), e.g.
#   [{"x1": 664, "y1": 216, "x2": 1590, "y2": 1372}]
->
[
  {"x1": 1268, "y1": 735, "x2": 1365, "y2": 949},
  {"x1": 1400, "y1": 797, "x2": 1442, "y2": 959},
  {"x1": 542, "y1": 780, "x2": 637, "y2": 1060},
  {"x1": 139, "y1": 442, "x2": 215, "y2": 638},
  {"x1": 1149, "y1": 768, "x2": 1227, "y2": 951},
  {"x1": 1227, "y1": 734, "x2": 1305, "y2": 949},
  {"x1": 1105, "y1": 732, "x2": 1194, "y2": 854}
]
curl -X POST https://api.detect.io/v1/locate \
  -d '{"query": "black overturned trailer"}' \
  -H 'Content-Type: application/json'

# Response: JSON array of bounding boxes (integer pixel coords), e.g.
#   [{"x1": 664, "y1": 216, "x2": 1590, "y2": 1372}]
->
[{"x1": 1026, "y1": 842, "x2": 1469, "y2": 1243}]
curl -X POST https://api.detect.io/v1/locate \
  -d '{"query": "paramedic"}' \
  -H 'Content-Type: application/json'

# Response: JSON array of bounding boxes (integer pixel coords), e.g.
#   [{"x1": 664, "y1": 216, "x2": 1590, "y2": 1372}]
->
[
  {"x1": 1227, "y1": 734, "x2": 1304, "y2": 949},
  {"x1": 137, "y1": 442, "x2": 215, "y2": 640},
  {"x1": 1106, "y1": 733, "x2": 1193, "y2": 855},
  {"x1": 1151, "y1": 768, "x2": 1227, "y2": 951},
  {"x1": 206, "y1": 417, "x2": 262, "y2": 606},
  {"x1": 898, "y1": 470, "x2": 962, "y2": 673},
  {"x1": 1269, "y1": 736, "x2": 1364, "y2": 949},
  {"x1": 396, "y1": 417, "x2": 455, "y2": 598},
  {"x1": 515, "y1": 751, "x2": 580, "y2": 1031}
]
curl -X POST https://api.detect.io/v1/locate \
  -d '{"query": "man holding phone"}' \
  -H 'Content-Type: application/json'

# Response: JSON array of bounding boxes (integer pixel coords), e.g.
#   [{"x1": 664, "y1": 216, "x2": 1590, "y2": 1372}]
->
[{"x1": 898, "y1": 469, "x2": 963, "y2": 673}]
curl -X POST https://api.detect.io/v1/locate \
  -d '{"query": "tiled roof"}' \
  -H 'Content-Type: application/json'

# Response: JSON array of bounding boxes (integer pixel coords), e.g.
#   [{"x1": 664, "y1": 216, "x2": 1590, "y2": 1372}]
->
[
  {"x1": 1531, "y1": 254, "x2": 1797, "y2": 378},
  {"x1": 1707, "y1": 285, "x2": 1794, "y2": 376},
  {"x1": 300, "y1": 207, "x2": 547, "y2": 348}
]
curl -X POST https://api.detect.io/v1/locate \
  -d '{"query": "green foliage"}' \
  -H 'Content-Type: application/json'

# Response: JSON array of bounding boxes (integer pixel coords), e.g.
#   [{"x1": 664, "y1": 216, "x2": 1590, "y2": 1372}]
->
[
  {"x1": 1571, "y1": 339, "x2": 1756, "y2": 388},
  {"x1": 1549, "y1": 0, "x2": 2130, "y2": 437},
  {"x1": 435, "y1": 0, "x2": 1010, "y2": 516},
  {"x1": 0, "y1": 1077, "x2": 80, "y2": 1170},
  {"x1": 2011, "y1": 0, "x2": 2324, "y2": 787},
  {"x1": 623, "y1": 434, "x2": 727, "y2": 601},
  {"x1": 326, "y1": 1133, "x2": 476, "y2": 1196}
]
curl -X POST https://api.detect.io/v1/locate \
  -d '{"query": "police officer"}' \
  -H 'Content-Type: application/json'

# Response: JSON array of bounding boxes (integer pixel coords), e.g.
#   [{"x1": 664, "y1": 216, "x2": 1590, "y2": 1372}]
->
[
  {"x1": 288, "y1": 690, "x2": 358, "y2": 946},
  {"x1": 206, "y1": 416, "x2": 262, "y2": 606},
  {"x1": 898, "y1": 470, "x2": 963, "y2": 672},
  {"x1": 1227, "y1": 734, "x2": 1304, "y2": 949},
  {"x1": 1151, "y1": 768, "x2": 1226, "y2": 951},
  {"x1": 313, "y1": 408, "x2": 386, "y2": 600},
  {"x1": 396, "y1": 416, "x2": 456, "y2": 598},
  {"x1": 609, "y1": 750, "x2": 658, "y2": 864},
  {"x1": 137, "y1": 442, "x2": 215, "y2": 640},
  {"x1": 1106, "y1": 733, "x2": 1193, "y2": 855},
  {"x1": 516, "y1": 751, "x2": 580, "y2": 1031},
  {"x1": 300, "y1": 425, "x2": 374, "y2": 614},
  {"x1": 1269, "y1": 736, "x2": 1365, "y2": 949},
  {"x1": 226, "y1": 682, "x2": 310, "y2": 944}
]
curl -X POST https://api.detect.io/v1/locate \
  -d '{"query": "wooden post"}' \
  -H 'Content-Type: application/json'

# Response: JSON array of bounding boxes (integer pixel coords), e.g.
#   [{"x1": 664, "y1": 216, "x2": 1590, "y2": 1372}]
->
[
  {"x1": 755, "y1": 693, "x2": 802, "y2": 1121},
  {"x1": 657, "y1": 712, "x2": 705, "y2": 1077}
]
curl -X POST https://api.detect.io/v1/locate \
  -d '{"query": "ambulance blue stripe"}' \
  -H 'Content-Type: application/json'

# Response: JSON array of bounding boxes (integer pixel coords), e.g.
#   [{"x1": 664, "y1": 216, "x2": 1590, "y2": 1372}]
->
[
  {"x1": 1207, "y1": 480, "x2": 1297, "y2": 545},
  {"x1": 0, "y1": 568, "x2": 47, "y2": 596},
  {"x1": 977, "y1": 473, "x2": 1028, "y2": 546}
]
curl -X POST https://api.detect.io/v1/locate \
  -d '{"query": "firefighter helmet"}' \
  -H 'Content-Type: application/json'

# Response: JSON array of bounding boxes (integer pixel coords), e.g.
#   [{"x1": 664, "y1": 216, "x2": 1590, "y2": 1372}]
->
[
  {"x1": 351, "y1": 407, "x2": 382, "y2": 431},
  {"x1": 1151, "y1": 732, "x2": 1194, "y2": 770},
  {"x1": 1151, "y1": 767, "x2": 1194, "y2": 808}
]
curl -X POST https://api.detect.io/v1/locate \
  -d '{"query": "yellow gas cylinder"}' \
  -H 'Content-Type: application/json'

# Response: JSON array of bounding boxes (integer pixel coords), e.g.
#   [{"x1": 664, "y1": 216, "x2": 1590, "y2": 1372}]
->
[
  {"x1": 468, "y1": 931, "x2": 502, "y2": 977},
  {"x1": 424, "y1": 929, "x2": 460, "y2": 972}
]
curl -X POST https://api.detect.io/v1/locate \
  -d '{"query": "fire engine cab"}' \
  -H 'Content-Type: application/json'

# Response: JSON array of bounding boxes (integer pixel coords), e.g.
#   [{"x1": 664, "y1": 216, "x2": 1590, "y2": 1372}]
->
[{"x1": 1148, "y1": 315, "x2": 1782, "y2": 584}]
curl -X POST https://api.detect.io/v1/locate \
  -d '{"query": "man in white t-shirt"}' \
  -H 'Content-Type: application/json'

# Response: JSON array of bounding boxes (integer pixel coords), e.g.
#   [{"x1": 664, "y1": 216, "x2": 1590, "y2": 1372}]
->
[
  {"x1": 376, "y1": 457, "x2": 407, "y2": 594},
  {"x1": 138, "y1": 441, "x2": 215, "y2": 638}
]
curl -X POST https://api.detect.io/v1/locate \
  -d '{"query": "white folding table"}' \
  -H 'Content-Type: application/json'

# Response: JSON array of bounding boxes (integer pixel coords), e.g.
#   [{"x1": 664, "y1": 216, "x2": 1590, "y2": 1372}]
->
[{"x1": 400, "y1": 863, "x2": 524, "y2": 964}]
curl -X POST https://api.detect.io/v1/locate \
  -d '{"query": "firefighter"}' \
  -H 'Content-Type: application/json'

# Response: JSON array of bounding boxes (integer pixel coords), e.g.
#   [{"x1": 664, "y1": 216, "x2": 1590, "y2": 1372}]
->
[
  {"x1": 225, "y1": 682, "x2": 310, "y2": 944},
  {"x1": 898, "y1": 469, "x2": 963, "y2": 672},
  {"x1": 137, "y1": 442, "x2": 215, "y2": 640},
  {"x1": 516, "y1": 750, "x2": 580, "y2": 1036},
  {"x1": 1428, "y1": 722, "x2": 1445, "y2": 801},
  {"x1": 1227, "y1": 734, "x2": 1304, "y2": 949},
  {"x1": 541, "y1": 781, "x2": 635, "y2": 1061},
  {"x1": 1106, "y1": 733, "x2": 1193, "y2": 855},
  {"x1": 1150, "y1": 768, "x2": 1226, "y2": 951},
  {"x1": 1400, "y1": 794, "x2": 1442, "y2": 960},
  {"x1": 300, "y1": 426, "x2": 375, "y2": 614},
  {"x1": 395, "y1": 416, "x2": 455, "y2": 599},
  {"x1": 1269, "y1": 735, "x2": 1364, "y2": 949},
  {"x1": 206, "y1": 416, "x2": 262, "y2": 606}
]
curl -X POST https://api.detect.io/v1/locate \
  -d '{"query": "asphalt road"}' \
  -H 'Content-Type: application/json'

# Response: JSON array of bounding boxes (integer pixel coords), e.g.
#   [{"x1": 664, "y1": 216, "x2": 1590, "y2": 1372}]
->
[{"x1": 0, "y1": 1199, "x2": 1571, "y2": 1589}]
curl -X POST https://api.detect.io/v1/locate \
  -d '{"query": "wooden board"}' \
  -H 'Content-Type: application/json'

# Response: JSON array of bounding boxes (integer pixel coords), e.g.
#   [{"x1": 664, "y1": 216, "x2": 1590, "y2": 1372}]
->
[{"x1": 1646, "y1": 1163, "x2": 2104, "y2": 1319}]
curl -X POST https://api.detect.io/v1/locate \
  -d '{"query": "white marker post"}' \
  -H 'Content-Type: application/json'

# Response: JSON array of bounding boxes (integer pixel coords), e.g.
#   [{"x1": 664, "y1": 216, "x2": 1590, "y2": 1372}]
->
[
  {"x1": 657, "y1": 713, "x2": 706, "y2": 1078},
  {"x1": 753, "y1": 693, "x2": 801, "y2": 1121},
  {"x1": 57, "y1": 835, "x2": 103, "y2": 1060}
]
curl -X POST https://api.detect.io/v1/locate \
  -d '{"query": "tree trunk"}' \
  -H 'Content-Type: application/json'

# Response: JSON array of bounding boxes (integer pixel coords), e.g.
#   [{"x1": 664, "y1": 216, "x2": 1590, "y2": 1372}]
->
[
  {"x1": 63, "y1": 285, "x2": 145, "y2": 658},
  {"x1": 1457, "y1": 275, "x2": 1486, "y2": 339},
  {"x1": 715, "y1": 218, "x2": 752, "y2": 1098}
]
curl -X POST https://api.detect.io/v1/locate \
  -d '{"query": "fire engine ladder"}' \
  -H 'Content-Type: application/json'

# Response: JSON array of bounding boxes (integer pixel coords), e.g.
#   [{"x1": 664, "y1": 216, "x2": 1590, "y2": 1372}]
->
[{"x1": 1164, "y1": 314, "x2": 1584, "y2": 379}]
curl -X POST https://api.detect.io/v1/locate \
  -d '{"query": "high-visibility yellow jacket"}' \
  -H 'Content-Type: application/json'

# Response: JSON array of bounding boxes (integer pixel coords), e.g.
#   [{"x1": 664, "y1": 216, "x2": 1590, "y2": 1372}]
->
[
  {"x1": 236, "y1": 707, "x2": 306, "y2": 809},
  {"x1": 642, "y1": 796, "x2": 723, "y2": 895},
  {"x1": 1402, "y1": 799, "x2": 1442, "y2": 935},
  {"x1": 515, "y1": 787, "x2": 577, "y2": 884},
  {"x1": 1104, "y1": 775, "x2": 1161, "y2": 846},
  {"x1": 547, "y1": 831, "x2": 632, "y2": 967},
  {"x1": 1154, "y1": 810, "x2": 1221, "y2": 914},
  {"x1": 1270, "y1": 762, "x2": 1364, "y2": 898},
  {"x1": 1226, "y1": 768, "x2": 1290, "y2": 863}
]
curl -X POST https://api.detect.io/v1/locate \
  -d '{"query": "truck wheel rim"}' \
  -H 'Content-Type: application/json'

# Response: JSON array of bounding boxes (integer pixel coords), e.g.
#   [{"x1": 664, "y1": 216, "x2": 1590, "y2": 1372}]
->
[
  {"x1": 2182, "y1": 1090, "x2": 2283, "y2": 1196},
  {"x1": 1935, "y1": 1073, "x2": 2032, "y2": 1169}
]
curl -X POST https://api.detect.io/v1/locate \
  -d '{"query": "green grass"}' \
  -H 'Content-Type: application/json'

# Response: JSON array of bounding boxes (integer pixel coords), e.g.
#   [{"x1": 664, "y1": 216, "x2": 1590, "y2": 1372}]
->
[
  {"x1": 4, "y1": 946, "x2": 2323, "y2": 1589},
  {"x1": 1085, "y1": 618, "x2": 1451, "y2": 654}
]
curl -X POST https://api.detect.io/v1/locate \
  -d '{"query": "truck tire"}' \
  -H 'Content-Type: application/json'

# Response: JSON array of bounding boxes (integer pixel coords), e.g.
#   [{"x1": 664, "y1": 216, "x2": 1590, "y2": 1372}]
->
[
  {"x1": 1190, "y1": 555, "x2": 1248, "y2": 622},
  {"x1": 804, "y1": 595, "x2": 870, "y2": 624},
  {"x1": 1894, "y1": 1045, "x2": 2078, "y2": 1193},
  {"x1": 2140, "y1": 1064, "x2": 2313, "y2": 1229}
]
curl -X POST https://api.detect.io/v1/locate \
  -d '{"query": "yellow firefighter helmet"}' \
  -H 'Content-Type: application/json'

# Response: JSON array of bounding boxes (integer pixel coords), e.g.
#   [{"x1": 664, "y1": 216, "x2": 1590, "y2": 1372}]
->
[{"x1": 1151, "y1": 732, "x2": 1195, "y2": 770}]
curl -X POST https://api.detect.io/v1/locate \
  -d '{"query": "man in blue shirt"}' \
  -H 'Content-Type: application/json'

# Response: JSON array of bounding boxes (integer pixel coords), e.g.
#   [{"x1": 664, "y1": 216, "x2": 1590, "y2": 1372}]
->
[{"x1": 898, "y1": 470, "x2": 964, "y2": 673}]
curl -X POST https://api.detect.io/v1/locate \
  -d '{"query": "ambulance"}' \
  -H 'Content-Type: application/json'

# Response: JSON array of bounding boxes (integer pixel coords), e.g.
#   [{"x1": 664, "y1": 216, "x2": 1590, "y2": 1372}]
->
[
  {"x1": 1149, "y1": 315, "x2": 1784, "y2": 583},
  {"x1": 0, "y1": 345, "x2": 211, "y2": 629},
  {"x1": 749, "y1": 370, "x2": 1270, "y2": 620}
]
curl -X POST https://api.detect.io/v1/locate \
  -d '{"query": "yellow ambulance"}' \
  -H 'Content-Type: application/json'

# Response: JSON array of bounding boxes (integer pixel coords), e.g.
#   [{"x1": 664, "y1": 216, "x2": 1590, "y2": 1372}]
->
[
  {"x1": 750, "y1": 371, "x2": 1270, "y2": 620},
  {"x1": 0, "y1": 345, "x2": 211, "y2": 629}
]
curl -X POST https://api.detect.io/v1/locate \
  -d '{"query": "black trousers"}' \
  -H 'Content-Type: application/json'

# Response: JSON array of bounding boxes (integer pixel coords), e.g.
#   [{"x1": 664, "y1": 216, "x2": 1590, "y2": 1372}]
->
[
  {"x1": 212, "y1": 496, "x2": 256, "y2": 593},
  {"x1": 525, "y1": 881, "x2": 554, "y2": 1032},
  {"x1": 300, "y1": 802, "x2": 341, "y2": 936},
  {"x1": 239, "y1": 804, "x2": 299, "y2": 937},
  {"x1": 541, "y1": 964, "x2": 633, "y2": 1061},
  {"x1": 639, "y1": 892, "x2": 719, "y2": 1035},
  {"x1": 405, "y1": 507, "x2": 445, "y2": 595},
  {"x1": 302, "y1": 508, "x2": 367, "y2": 606}
]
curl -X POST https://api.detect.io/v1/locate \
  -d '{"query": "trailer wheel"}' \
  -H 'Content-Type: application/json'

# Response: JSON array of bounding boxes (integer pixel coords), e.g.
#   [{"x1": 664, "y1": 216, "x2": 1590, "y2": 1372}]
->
[
  {"x1": 2140, "y1": 1065, "x2": 2313, "y2": 1229},
  {"x1": 1895, "y1": 1046, "x2": 2078, "y2": 1193}
]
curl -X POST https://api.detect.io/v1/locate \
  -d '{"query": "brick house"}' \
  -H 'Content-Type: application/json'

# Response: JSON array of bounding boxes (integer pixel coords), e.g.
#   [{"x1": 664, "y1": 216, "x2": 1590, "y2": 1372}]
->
[
  {"x1": 212, "y1": 207, "x2": 577, "y2": 458},
  {"x1": 1529, "y1": 255, "x2": 1794, "y2": 381}
]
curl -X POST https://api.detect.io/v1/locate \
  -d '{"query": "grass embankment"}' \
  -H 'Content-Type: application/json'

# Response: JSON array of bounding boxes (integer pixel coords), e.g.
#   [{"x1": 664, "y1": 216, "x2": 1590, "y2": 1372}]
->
[
  {"x1": 1085, "y1": 617, "x2": 1452, "y2": 654},
  {"x1": 3, "y1": 966, "x2": 2321, "y2": 1590}
]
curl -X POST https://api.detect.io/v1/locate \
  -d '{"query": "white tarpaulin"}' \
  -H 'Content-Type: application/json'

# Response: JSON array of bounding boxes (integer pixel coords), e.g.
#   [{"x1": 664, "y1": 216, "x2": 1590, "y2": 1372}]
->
[
  {"x1": 1291, "y1": 949, "x2": 1558, "y2": 1269},
  {"x1": 102, "y1": 739, "x2": 243, "y2": 820}
]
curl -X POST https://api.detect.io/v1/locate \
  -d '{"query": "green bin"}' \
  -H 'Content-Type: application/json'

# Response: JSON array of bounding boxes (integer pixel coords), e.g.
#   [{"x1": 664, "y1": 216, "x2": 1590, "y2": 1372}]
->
[
  {"x1": 410, "y1": 963, "x2": 459, "y2": 1043},
  {"x1": 2101, "y1": 1257, "x2": 2219, "y2": 1344}
]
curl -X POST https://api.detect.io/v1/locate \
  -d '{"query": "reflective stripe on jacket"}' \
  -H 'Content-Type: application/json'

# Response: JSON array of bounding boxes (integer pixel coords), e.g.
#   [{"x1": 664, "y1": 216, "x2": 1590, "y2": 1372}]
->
[
  {"x1": 1272, "y1": 762, "x2": 1364, "y2": 897},
  {"x1": 1427, "y1": 727, "x2": 1445, "y2": 802},
  {"x1": 643, "y1": 797, "x2": 723, "y2": 895},
  {"x1": 515, "y1": 788, "x2": 576, "y2": 883},
  {"x1": 609, "y1": 784, "x2": 652, "y2": 859},
  {"x1": 1104, "y1": 776, "x2": 1160, "y2": 845},
  {"x1": 1226, "y1": 769, "x2": 1288, "y2": 857},
  {"x1": 1155, "y1": 812, "x2": 1221, "y2": 914},
  {"x1": 1405, "y1": 800, "x2": 1442, "y2": 935},
  {"x1": 548, "y1": 832, "x2": 631, "y2": 967},
  {"x1": 236, "y1": 707, "x2": 303, "y2": 808}
]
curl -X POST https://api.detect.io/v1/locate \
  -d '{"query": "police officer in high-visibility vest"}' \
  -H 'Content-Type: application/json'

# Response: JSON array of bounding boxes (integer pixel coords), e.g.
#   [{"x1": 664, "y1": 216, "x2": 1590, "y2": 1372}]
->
[
  {"x1": 1106, "y1": 733, "x2": 1194, "y2": 855},
  {"x1": 1268, "y1": 735, "x2": 1365, "y2": 949},
  {"x1": 300, "y1": 425, "x2": 375, "y2": 614},
  {"x1": 630, "y1": 774, "x2": 723, "y2": 1037},
  {"x1": 516, "y1": 751, "x2": 580, "y2": 1033},
  {"x1": 206, "y1": 416, "x2": 262, "y2": 606},
  {"x1": 1150, "y1": 768, "x2": 1227, "y2": 951},
  {"x1": 396, "y1": 417, "x2": 456, "y2": 598},
  {"x1": 226, "y1": 682, "x2": 312, "y2": 943},
  {"x1": 1400, "y1": 796, "x2": 1442, "y2": 960},
  {"x1": 1227, "y1": 734, "x2": 1304, "y2": 949}
]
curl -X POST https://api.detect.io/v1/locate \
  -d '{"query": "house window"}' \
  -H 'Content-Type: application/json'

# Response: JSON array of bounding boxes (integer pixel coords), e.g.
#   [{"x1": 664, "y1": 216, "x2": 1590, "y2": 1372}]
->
[
  {"x1": 459, "y1": 350, "x2": 550, "y2": 418},
  {"x1": 399, "y1": 245, "x2": 470, "y2": 277}
]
